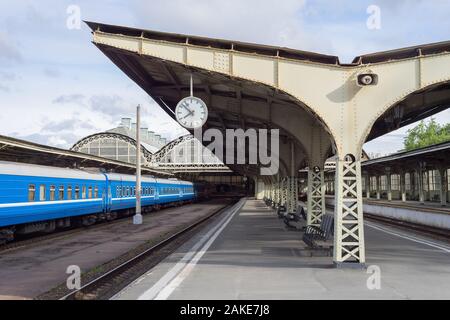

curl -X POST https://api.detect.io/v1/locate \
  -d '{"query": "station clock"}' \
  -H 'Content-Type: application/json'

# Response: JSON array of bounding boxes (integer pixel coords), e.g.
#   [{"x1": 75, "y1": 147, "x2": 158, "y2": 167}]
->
[{"x1": 175, "y1": 96, "x2": 208, "y2": 129}]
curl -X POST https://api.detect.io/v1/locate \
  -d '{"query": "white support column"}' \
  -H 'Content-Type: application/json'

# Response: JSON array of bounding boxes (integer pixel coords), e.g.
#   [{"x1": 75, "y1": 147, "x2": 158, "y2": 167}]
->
[
  {"x1": 411, "y1": 171, "x2": 416, "y2": 200},
  {"x1": 255, "y1": 178, "x2": 265, "y2": 200},
  {"x1": 333, "y1": 156, "x2": 365, "y2": 267},
  {"x1": 386, "y1": 168, "x2": 392, "y2": 201},
  {"x1": 365, "y1": 173, "x2": 371, "y2": 199},
  {"x1": 439, "y1": 166, "x2": 447, "y2": 206},
  {"x1": 307, "y1": 167, "x2": 325, "y2": 226},
  {"x1": 376, "y1": 175, "x2": 381, "y2": 200},
  {"x1": 418, "y1": 165, "x2": 425, "y2": 204},
  {"x1": 400, "y1": 171, "x2": 406, "y2": 202}
]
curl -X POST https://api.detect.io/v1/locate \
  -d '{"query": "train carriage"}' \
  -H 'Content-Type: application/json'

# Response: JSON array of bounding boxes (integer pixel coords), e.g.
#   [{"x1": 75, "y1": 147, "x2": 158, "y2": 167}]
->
[
  {"x1": 0, "y1": 161, "x2": 106, "y2": 230},
  {"x1": 0, "y1": 160, "x2": 196, "y2": 243}
]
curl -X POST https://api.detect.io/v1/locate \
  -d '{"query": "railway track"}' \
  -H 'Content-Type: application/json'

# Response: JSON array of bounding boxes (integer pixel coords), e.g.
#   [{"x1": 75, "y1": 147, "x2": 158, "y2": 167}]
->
[
  {"x1": 0, "y1": 201, "x2": 200, "y2": 254},
  {"x1": 0, "y1": 218, "x2": 128, "y2": 254},
  {"x1": 56, "y1": 199, "x2": 239, "y2": 300},
  {"x1": 325, "y1": 204, "x2": 450, "y2": 241},
  {"x1": 364, "y1": 212, "x2": 450, "y2": 240}
]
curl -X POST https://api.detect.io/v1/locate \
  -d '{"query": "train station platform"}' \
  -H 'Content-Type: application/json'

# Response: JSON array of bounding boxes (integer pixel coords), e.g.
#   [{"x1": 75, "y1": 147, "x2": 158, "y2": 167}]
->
[{"x1": 115, "y1": 199, "x2": 450, "y2": 300}]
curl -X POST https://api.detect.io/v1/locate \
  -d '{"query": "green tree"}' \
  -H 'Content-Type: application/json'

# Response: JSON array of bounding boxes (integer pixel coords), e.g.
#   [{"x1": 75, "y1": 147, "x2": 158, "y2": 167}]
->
[{"x1": 403, "y1": 118, "x2": 450, "y2": 151}]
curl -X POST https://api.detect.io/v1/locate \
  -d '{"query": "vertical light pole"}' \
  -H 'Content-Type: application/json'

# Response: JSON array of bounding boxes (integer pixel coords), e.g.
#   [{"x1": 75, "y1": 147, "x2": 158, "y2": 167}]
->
[{"x1": 133, "y1": 104, "x2": 143, "y2": 225}]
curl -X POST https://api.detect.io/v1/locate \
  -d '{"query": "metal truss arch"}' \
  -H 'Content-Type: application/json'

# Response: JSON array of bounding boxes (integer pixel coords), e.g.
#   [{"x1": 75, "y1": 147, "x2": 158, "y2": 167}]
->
[
  {"x1": 357, "y1": 79, "x2": 450, "y2": 158},
  {"x1": 70, "y1": 132, "x2": 153, "y2": 163}
]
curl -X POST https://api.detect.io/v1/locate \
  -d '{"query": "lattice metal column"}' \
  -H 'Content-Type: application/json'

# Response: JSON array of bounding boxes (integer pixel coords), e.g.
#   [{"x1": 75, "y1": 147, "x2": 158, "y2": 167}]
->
[
  {"x1": 274, "y1": 180, "x2": 281, "y2": 206},
  {"x1": 307, "y1": 167, "x2": 325, "y2": 226},
  {"x1": 271, "y1": 182, "x2": 275, "y2": 203},
  {"x1": 333, "y1": 157, "x2": 365, "y2": 267},
  {"x1": 281, "y1": 177, "x2": 288, "y2": 207},
  {"x1": 287, "y1": 176, "x2": 298, "y2": 214}
]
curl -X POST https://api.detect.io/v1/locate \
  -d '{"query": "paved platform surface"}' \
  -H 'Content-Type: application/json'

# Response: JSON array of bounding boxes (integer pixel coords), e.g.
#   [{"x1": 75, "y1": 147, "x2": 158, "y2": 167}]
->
[
  {"x1": 0, "y1": 200, "x2": 229, "y2": 299},
  {"x1": 115, "y1": 199, "x2": 450, "y2": 300}
]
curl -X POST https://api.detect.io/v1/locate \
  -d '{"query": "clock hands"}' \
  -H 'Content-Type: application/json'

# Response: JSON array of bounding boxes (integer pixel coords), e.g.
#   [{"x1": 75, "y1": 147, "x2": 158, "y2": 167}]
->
[
  {"x1": 181, "y1": 103, "x2": 194, "y2": 114},
  {"x1": 180, "y1": 111, "x2": 194, "y2": 120}
]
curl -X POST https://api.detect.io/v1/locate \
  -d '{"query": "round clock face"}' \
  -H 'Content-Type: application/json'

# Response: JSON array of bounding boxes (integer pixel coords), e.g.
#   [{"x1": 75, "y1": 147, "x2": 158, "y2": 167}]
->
[{"x1": 175, "y1": 96, "x2": 208, "y2": 129}]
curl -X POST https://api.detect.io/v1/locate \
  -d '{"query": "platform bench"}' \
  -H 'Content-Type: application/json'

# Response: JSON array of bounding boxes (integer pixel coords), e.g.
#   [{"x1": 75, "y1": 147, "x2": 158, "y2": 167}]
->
[
  {"x1": 302, "y1": 213, "x2": 334, "y2": 249},
  {"x1": 284, "y1": 206, "x2": 307, "y2": 230}
]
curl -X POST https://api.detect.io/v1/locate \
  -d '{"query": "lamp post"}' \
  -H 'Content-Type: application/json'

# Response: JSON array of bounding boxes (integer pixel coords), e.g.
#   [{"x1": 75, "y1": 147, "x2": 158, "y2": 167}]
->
[{"x1": 133, "y1": 104, "x2": 143, "y2": 225}]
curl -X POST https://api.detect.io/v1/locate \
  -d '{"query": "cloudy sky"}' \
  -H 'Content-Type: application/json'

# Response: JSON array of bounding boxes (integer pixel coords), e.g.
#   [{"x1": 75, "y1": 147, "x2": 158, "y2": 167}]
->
[{"x1": 0, "y1": 0, "x2": 449, "y2": 155}]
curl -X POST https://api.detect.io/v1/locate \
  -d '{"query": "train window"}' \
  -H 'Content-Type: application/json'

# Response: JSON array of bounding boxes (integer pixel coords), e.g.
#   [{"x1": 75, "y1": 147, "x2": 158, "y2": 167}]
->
[
  {"x1": 59, "y1": 185, "x2": 64, "y2": 200},
  {"x1": 116, "y1": 186, "x2": 121, "y2": 197},
  {"x1": 50, "y1": 185, "x2": 56, "y2": 201},
  {"x1": 28, "y1": 184, "x2": 35, "y2": 202},
  {"x1": 82, "y1": 186, "x2": 86, "y2": 199},
  {"x1": 94, "y1": 186, "x2": 98, "y2": 198},
  {"x1": 74, "y1": 186, "x2": 80, "y2": 200},
  {"x1": 67, "y1": 186, "x2": 72, "y2": 199},
  {"x1": 126, "y1": 187, "x2": 130, "y2": 197},
  {"x1": 133, "y1": 187, "x2": 135, "y2": 196},
  {"x1": 88, "y1": 187, "x2": 93, "y2": 199},
  {"x1": 39, "y1": 185, "x2": 46, "y2": 201}
]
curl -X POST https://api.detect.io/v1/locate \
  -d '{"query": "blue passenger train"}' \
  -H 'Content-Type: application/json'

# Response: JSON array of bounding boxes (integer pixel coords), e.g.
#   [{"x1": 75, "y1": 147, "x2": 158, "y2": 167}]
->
[{"x1": 0, "y1": 160, "x2": 196, "y2": 243}]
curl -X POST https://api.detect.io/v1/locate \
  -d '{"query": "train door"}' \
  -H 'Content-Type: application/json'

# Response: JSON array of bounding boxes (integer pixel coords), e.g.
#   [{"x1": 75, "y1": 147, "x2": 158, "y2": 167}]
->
[
  {"x1": 179, "y1": 185, "x2": 183, "y2": 198},
  {"x1": 107, "y1": 185, "x2": 112, "y2": 212},
  {"x1": 154, "y1": 184, "x2": 159, "y2": 202},
  {"x1": 101, "y1": 173, "x2": 112, "y2": 213}
]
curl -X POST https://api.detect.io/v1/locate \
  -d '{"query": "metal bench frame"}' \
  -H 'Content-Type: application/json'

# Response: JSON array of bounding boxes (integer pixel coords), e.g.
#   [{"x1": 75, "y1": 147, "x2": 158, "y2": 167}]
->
[{"x1": 302, "y1": 213, "x2": 334, "y2": 249}]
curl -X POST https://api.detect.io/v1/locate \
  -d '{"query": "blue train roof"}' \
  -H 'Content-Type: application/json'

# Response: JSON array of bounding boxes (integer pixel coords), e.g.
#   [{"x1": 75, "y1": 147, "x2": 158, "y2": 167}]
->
[{"x1": 0, "y1": 161, "x2": 105, "y2": 181}]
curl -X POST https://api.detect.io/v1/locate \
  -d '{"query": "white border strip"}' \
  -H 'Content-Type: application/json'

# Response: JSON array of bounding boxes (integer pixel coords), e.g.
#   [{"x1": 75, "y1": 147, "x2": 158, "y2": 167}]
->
[
  {"x1": 136, "y1": 199, "x2": 245, "y2": 300},
  {"x1": 365, "y1": 221, "x2": 450, "y2": 253},
  {"x1": 0, "y1": 198, "x2": 102, "y2": 208}
]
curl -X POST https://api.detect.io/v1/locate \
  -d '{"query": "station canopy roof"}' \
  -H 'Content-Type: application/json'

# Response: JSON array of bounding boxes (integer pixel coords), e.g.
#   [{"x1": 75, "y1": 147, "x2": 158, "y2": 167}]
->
[
  {"x1": 362, "y1": 140, "x2": 450, "y2": 171},
  {"x1": 86, "y1": 21, "x2": 450, "y2": 174}
]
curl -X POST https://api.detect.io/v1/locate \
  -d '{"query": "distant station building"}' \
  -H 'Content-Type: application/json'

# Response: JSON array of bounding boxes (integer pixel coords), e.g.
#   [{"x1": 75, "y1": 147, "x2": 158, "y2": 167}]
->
[
  {"x1": 71, "y1": 118, "x2": 247, "y2": 194},
  {"x1": 324, "y1": 141, "x2": 450, "y2": 206},
  {"x1": 71, "y1": 117, "x2": 168, "y2": 164}
]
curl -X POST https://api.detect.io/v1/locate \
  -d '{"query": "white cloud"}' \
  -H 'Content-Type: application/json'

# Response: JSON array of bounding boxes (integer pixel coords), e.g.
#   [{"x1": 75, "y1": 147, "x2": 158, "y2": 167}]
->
[{"x1": 130, "y1": 0, "x2": 311, "y2": 47}]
